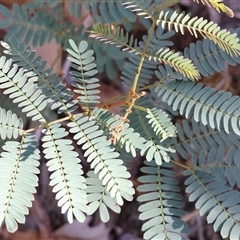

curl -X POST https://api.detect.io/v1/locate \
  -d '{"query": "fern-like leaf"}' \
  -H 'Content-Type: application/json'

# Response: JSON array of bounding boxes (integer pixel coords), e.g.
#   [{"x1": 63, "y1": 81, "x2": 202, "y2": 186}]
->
[
  {"x1": 68, "y1": 113, "x2": 135, "y2": 205},
  {"x1": 0, "y1": 55, "x2": 48, "y2": 122},
  {"x1": 196, "y1": 146, "x2": 240, "y2": 189},
  {"x1": 42, "y1": 123, "x2": 88, "y2": 223},
  {"x1": 185, "y1": 149, "x2": 240, "y2": 239},
  {"x1": 156, "y1": 80, "x2": 240, "y2": 136},
  {"x1": 0, "y1": 3, "x2": 128, "y2": 80},
  {"x1": 1, "y1": 1, "x2": 129, "y2": 79},
  {"x1": 123, "y1": 0, "x2": 182, "y2": 20},
  {"x1": 149, "y1": 47, "x2": 200, "y2": 80},
  {"x1": 147, "y1": 24, "x2": 201, "y2": 80},
  {"x1": 146, "y1": 107, "x2": 177, "y2": 142},
  {"x1": 67, "y1": 39, "x2": 100, "y2": 110},
  {"x1": 157, "y1": 9, "x2": 240, "y2": 56},
  {"x1": 138, "y1": 160, "x2": 188, "y2": 240},
  {"x1": 86, "y1": 170, "x2": 121, "y2": 223},
  {"x1": 90, "y1": 23, "x2": 199, "y2": 80},
  {"x1": 0, "y1": 133, "x2": 40, "y2": 233},
  {"x1": 1, "y1": 37, "x2": 79, "y2": 115},
  {"x1": 90, "y1": 24, "x2": 139, "y2": 53},
  {"x1": 145, "y1": 24, "x2": 175, "y2": 49},
  {"x1": 129, "y1": 98, "x2": 175, "y2": 165},
  {"x1": 172, "y1": 118, "x2": 240, "y2": 160},
  {"x1": 184, "y1": 36, "x2": 240, "y2": 77}
]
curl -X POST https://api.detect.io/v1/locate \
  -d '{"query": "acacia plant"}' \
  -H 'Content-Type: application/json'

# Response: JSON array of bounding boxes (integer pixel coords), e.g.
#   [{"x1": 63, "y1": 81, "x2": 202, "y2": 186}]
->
[{"x1": 0, "y1": 0, "x2": 240, "y2": 239}]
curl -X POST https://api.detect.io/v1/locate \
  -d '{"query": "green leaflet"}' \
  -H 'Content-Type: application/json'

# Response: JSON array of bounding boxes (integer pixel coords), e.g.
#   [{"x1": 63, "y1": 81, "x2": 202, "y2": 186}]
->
[
  {"x1": 86, "y1": 170, "x2": 121, "y2": 222},
  {"x1": 146, "y1": 107, "x2": 177, "y2": 141},
  {"x1": 2, "y1": 37, "x2": 78, "y2": 115},
  {"x1": 0, "y1": 2, "x2": 127, "y2": 80},
  {"x1": 156, "y1": 80, "x2": 240, "y2": 136},
  {"x1": 138, "y1": 161, "x2": 188, "y2": 240},
  {"x1": 184, "y1": 36, "x2": 240, "y2": 77},
  {"x1": 68, "y1": 113, "x2": 135, "y2": 205},
  {"x1": 0, "y1": 107, "x2": 23, "y2": 139},
  {"x1": 189, "y1": 146, "x2": 240, "y2": 189},
  {"x1": 91, "y1": 23, "x2": 199, "y2": 80},
  {"x1": 67, "y1": 39, "x2": 100, "y2": 110},
  {"x1": 68, "y1": 0, "x2": 82, "y2": 19},
  {"x1": 0, "y1": 133, "x2": 40, "y2": 233},
  {"x1": 42, "y1": 123, "x2": 88, "y2": 223},
  {"x1": 157, "y1": 9, "x2": 240, "y2": 56},
  {"x1": 171, "y1": 118, "x2": 240, "y2": 160},
  {"x1": 0, "y1": 55, "x2": 47, "y2": 122},
  {"x1": 129, "y1": 104, "x2": 175, "y2": 165},
  {"x1": 184, "y1": 148, "x2": 240, "y2": 239}
]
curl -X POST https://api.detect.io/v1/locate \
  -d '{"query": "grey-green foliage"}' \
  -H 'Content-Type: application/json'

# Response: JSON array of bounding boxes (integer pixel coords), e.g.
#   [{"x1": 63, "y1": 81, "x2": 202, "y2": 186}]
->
[
  {"x1": 138, "y1": 160, "x2": 188, "y2": 240},
  {"x1": 0, "y1": 1, "x2": 240, "y2": 240},
  {"x1": 0, "y1": 2, "x2": 127, "y2": 79},
  {"x1": 184, "y1": 147, "x2": 240, "y2": 239}
]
